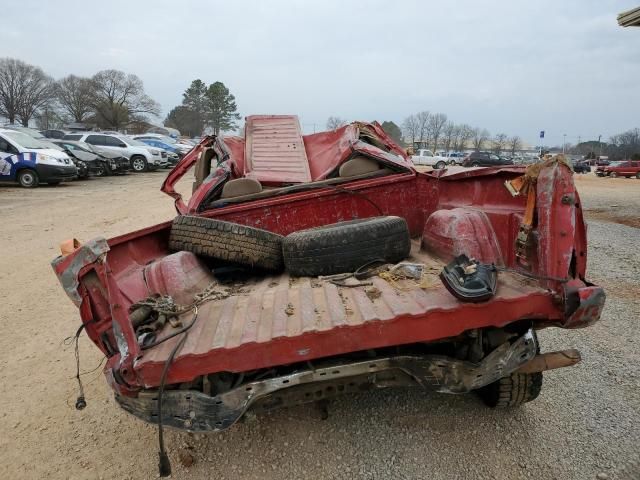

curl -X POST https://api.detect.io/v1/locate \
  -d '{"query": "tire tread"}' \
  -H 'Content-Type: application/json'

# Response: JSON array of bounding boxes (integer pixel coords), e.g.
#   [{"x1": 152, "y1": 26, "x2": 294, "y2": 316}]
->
[{"x1": 169, "y1": 215, "x2": 284, "y2": 271}]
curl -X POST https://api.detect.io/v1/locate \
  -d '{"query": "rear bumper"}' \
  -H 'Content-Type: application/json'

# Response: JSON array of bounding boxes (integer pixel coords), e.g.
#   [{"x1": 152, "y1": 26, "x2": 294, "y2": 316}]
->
[
  {"x1": 116, "y1": 329, "x2": 537, "y2": 432},
  {"x1": 562, "y1": 285, "x2": 606, "y2": 329}
]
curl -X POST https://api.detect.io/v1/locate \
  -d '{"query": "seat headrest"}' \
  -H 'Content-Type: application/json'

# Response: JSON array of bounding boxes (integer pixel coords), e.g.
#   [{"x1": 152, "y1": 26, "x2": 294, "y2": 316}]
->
[
  {"x1": 220, "y1": 178, "x2": 263, "y2": 199},
  {"x1": 339, "y1": 156, "x2": 381, "y2": 177}
]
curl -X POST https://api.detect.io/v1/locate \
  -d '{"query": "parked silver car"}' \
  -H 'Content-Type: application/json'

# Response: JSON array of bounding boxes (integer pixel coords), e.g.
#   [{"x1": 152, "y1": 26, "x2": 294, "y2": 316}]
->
[{"x1": 63, "y1": 133, "x2": 166, "y2": 172}]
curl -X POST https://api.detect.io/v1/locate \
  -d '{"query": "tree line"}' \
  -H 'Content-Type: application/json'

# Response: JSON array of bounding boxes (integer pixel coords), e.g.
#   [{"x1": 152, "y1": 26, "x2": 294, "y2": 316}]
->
[
  {"x1": 326, "y1": 112, "x2": 522, "y2": 154},
  {"x1": 402, "y1": 111, "x2": 522, "y2": 155},
  {"x1": 0, "y1": 57, "x2": 160, "y2": 131},
  {"x1": 567, "y1": 128, "x2": 640, "y2": 160}
]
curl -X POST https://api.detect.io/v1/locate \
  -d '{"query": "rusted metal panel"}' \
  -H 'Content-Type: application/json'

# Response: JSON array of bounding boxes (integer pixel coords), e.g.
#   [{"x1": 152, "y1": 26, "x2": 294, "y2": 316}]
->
[{"x1": 244, "y1": 115, "x2": 311, "y2": 184}]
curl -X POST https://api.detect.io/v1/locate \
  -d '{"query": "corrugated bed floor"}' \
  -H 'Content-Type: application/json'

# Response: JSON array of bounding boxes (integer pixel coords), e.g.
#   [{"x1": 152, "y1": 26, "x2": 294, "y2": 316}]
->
[{"x1": 138, "y1": 241, "x2": 540, "y2": 369}]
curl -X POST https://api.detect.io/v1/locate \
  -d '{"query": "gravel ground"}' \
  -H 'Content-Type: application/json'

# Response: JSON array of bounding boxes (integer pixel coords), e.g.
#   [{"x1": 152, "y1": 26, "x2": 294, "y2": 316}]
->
[{"x1": 0, "y1": 171, "x2": 638, "y2": 480}]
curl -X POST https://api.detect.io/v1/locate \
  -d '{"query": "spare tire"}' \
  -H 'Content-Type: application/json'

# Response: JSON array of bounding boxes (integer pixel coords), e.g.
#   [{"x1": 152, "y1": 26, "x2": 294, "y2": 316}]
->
[
  {"x1": 169, "y1": 215, "x2": 284, "y2": 271},
  {"x1": 283, "y1": 216, "x2": 411, "y2": 277}
]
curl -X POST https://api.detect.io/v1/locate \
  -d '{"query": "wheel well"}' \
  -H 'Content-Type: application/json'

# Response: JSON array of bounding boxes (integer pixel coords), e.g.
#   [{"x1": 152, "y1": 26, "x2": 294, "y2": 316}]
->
[{"x1": 16, "y1": 167, "x2": 37, "y2": 177}]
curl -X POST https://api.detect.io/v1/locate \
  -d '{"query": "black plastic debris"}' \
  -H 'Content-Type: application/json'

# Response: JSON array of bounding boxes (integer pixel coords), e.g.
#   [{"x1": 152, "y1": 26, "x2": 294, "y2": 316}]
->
[{"x1": 439, "y1": 254, "x2": 497, "y2": 303}]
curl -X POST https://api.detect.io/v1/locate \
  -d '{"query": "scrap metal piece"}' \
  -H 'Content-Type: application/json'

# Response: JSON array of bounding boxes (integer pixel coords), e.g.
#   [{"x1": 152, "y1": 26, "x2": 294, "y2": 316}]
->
[{"x1": 51, "y1": 237, "x2": 110, "y2": 306}]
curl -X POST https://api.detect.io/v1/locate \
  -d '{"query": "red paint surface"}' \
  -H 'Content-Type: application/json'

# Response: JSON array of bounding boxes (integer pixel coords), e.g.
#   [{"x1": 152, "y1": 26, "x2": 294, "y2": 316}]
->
[
  {"x1": 161, "y1": 121, "x2": 410, "y2": 215},
  {"x1": 53, "y1": 127, "x2": 604, "y2": 393}
]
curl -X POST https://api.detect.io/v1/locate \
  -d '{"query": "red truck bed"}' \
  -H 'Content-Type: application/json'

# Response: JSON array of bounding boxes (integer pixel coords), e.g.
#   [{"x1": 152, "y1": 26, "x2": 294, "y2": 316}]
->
[
  {"x1": 133, "y1": 240, "x2": 556, "y2": 387},
  {"x1": 52, "y1": 121, "x2": 605, "y2": 449}
]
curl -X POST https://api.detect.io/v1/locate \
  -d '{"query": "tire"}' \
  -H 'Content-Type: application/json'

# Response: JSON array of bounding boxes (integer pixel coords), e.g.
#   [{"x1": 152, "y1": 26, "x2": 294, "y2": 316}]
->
[
  {"x1": 96, "y1": 162, "x2": 110, "y2": 177},
  {"x1": 449, "y1": 160, "x2": 456, "y2": 166},
  {"x1": 169, "y1": 215, "x2": 284, "y2": 271},
  {"x1": 478, "y1": 372, "x2": 543, "y2": 408},
  {"x1": 471, "y1": 162, "x2": 480, "y2": 167},
  {"x1": 610, "y1": 172, "x2": 618, "y2": 178},
  {"x1": 18, "y1": 169, "x2": 39, "y2": 188},
  {"x1": 282, "y1": 216, "x2": 411, "y2": 277},
  {"x1": 636, "y1": 172, "x2": 640, "y2": 179},
  {"x1": 130, "y1": 155, "x2": 148, "y2": 172},
  {"x1": 435, "y1": 161, "x2": 446, "y2": 169}
]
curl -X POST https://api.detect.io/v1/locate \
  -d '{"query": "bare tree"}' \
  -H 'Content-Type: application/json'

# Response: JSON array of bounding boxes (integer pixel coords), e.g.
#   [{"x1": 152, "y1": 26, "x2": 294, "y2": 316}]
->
[
  {"x1": 416, "y1": 111, "x2": 430, "y2": 145},
  {"x1": 472, "y1": 128, "x2": 490, "y2": 151},
  {"x1": 326, "y1": 116, "x2": 347, "y2": 130},
  {"x1": 610, "y1": 128, "x2": 640, "y2": 159},
  {"x1": 402, "y1": 114, "x2": 420, "y2": 146},
  {"x1": 0, "y1": 58, "x2": 25, "y2": 124},
  {"x1": 508, "y1": 135, "x2": 522, "y2": 156},
  {"x1": 441, "y1": 121, "x2": 456, "y2": 152},
  {"x1": 427, "y1": 113, "x2": 447, "y2": 151},
  {"x1": 17, "y1": 68, "x2": 54, "y2": 126},
  {"x1": 91, "y1": 69, "x2": 160, "y2": 130},
  {"x1": 492, "y1": 133, "x2": 508, "y2": 154},
  {"x1": 55, "y1": 75, "x2": 95, "y2": 123},
  {"x1": 34, "y1": 104, "x2": 64, "y2": 129},
  {"x1": 0, "y1": 58, "x2": 53, "y2": 125},
  {"x1": 454, "y1": 124, "x2": 474, "y2": 152}
]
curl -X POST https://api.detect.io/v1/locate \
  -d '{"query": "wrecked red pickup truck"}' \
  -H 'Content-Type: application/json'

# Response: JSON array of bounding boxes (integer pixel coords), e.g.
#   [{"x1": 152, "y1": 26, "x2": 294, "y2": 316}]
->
[{"x1": 53, "y1": 115, "x2": 604, "y2": 456}]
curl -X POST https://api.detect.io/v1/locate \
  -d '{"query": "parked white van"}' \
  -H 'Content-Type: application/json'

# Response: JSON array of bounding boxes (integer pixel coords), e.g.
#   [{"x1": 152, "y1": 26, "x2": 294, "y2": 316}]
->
[{"x1": 0, "y1": 129, "x2": 77, "y2": 187}]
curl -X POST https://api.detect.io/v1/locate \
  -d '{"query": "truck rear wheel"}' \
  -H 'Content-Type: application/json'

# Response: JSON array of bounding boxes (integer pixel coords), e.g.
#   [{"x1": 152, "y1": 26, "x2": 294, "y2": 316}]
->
[
  {"x1": 169, "y1": 215, "x2": 284, "y2": 271},
  {"x1": 283, "y1": 216, "x2": 411, "y2": 277},
  {"x1": 478, "y1": 372, "x2": 543, "y2": 407},
  {"x1": 435, "y1": 161, "x2": 446, "y2": 169}
]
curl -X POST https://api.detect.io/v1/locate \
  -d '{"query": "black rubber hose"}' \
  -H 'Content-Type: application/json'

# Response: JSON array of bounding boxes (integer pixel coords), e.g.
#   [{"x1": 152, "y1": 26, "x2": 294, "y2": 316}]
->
[{"x1": 157, "y1": 307, "x2": 199, "y2": 477}]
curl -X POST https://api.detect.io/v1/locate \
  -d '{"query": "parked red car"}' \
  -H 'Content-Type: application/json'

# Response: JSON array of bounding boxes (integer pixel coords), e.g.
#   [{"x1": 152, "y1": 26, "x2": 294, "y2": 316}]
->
[
  {"x1": 52, "y1": 116, "x2": 604, "y2": 476},
  {"x1": 600, "y1": 160, "x2": 640, "y2": 178}
]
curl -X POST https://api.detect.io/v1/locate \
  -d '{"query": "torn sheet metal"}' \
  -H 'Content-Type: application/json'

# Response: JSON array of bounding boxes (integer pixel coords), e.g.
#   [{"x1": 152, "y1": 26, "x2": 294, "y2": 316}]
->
[{"x1": 51, "y1": 237, "x2": 109, "y2": 306}]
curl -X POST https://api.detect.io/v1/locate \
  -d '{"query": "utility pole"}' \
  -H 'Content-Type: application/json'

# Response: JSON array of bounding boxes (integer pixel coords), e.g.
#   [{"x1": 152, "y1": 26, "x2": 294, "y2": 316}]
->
[
  {"x1": 563, "y1": 134, "x2": 567, "y2": 154},
  {"x1": 598, "y1": 134, "x2": 602, "y2": 158}
]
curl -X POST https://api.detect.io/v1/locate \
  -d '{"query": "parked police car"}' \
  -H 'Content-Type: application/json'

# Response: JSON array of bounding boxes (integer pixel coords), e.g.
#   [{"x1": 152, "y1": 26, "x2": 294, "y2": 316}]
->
[{"x1": 0, "y1": 129, "x2": 77, "y2": 187}]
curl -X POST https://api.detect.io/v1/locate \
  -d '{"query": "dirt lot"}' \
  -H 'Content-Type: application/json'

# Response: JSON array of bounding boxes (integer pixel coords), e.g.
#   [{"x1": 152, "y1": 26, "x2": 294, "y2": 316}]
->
[{"x1": 0, "y1": 171, "x2": 638, "y2": 480}]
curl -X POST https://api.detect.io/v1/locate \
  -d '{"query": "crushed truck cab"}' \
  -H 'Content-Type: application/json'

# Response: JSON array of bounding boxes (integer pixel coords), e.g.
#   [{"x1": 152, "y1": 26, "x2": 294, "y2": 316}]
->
[{"x1": 52, "y1": 116, "x2": 604, "y2": 436}]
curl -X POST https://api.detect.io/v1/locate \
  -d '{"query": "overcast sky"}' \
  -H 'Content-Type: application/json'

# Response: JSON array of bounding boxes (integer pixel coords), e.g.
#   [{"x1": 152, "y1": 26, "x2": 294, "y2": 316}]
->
[{"x1": 2, "y1": 0, "x2": 639, "y2": 146}]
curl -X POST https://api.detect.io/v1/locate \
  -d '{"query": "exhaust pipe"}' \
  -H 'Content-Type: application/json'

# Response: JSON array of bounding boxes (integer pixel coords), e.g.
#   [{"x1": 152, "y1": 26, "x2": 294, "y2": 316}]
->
[{"x1": 516, "y1": 349, "x2": 581, "y2": 374}]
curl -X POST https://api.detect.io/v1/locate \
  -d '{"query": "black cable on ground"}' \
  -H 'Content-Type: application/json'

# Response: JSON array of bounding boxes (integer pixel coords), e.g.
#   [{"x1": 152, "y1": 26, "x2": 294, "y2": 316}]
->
[
  {"x1": 64, "y1": 323, "x2": 90, "y2": 410},
  {"x1": 157, "y1": 306, "x2": 199, "y2": 477}
]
